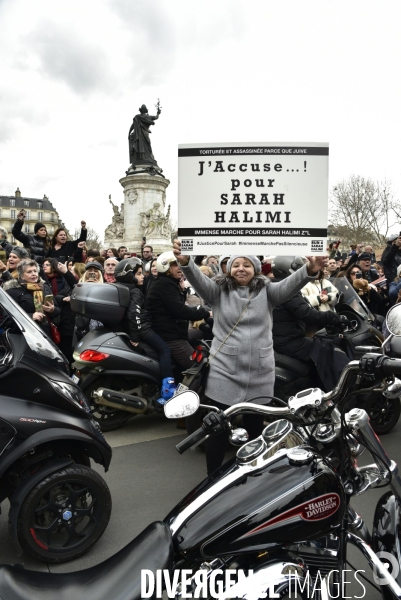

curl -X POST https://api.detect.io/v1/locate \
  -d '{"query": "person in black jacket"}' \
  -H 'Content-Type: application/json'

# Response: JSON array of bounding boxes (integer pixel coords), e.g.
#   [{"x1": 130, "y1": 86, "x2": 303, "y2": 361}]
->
[
  {"x1": 0, "y1": 227, "x2": 13, "y2": 259},
  {"x1": 272, "y1": 256, "x2": 342, "y2": 362},
  {"x1": 43, "y1": 257, "x2": 77, "y2": 363},
  {"x1": 3, "y1": 259, "x2": 60, "y2": 337},
  {"x1": 115, "y1": 258, "x2": 177, "y2": 403},
  {"x1": 0, "y1": 246, "x2": 30, "y2": 286},
  {"x1": 12, "y1": 211, "x2": 51, "y2": 265},
  {"x1": 145, "y1": 251, "x2": 211, "y2": 370},
  {"x1": 49, "y1": 223, "x2": 87, "y2": 263},
  {"x1": 382, "y1": 234, "x2": 401, "y2": 284}
]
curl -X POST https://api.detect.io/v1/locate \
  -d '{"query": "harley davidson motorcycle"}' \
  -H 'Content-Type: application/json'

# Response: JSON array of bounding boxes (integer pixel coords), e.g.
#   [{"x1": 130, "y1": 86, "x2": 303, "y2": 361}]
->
[{"x1": 1, "y1": 306, "x2": 401, "y2": 597}]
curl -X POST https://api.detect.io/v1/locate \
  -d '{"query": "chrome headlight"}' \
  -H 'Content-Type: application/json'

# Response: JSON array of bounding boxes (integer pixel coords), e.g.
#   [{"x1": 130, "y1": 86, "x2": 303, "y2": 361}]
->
[{"x1": 50, "y1": 380, "x2": 91, "y2": 412}]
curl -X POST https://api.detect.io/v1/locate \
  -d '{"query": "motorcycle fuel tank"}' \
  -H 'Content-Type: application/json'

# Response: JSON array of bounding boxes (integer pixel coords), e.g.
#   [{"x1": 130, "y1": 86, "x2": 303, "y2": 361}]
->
[{"x1": 165, "y1": 446, "x2": 344, "y2": 560}]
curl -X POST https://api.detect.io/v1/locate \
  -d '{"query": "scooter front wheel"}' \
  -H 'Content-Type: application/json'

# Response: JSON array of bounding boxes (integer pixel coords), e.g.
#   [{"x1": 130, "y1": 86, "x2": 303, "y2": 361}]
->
[{"x1": 15, "y1": 465, "x2": 112, "y2": 563}]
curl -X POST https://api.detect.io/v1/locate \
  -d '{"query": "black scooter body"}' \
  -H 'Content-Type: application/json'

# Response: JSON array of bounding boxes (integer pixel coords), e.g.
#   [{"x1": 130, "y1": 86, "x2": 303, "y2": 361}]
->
[
  {"x1": 0, "y1": 289, "x2": 112, "y2": 561},
  {"x1": 74, "y1": 328, "x2": 161, "y2": 384},
  {"x1": 0, "y1": 293, "x2": 111, "y2": 472}
]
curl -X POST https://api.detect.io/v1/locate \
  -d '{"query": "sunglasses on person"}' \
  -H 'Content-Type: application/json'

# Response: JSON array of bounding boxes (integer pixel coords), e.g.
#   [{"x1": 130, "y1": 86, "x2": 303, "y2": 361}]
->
[{"x1": 351, "y1": 271, "x2": 362, "y2": 276}]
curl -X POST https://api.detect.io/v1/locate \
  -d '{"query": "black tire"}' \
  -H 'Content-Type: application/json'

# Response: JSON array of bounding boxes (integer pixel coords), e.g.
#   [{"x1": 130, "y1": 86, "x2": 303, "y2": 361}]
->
[
  {"x1": 14, "y1": 465, "x2": 111, "y2": 563},
  {"x1": 84, "y1": 376, "x2": 133, "y2": 432},
  {"x1": 362, "y1": 393, "x2": 401, "y2": 435}
]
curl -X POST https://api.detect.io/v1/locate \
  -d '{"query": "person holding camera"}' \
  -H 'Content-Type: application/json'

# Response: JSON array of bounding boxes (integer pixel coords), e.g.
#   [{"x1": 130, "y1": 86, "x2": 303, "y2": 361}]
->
[
  {"x1": 12, "y1": 211, "x2": 51, "y2": 265},
  {"x1": 3, "y1": 259, "x2": 60, "y2": 336},
  {"x1": 49, "y1": 221, "x2": 87, "y2": 264}
]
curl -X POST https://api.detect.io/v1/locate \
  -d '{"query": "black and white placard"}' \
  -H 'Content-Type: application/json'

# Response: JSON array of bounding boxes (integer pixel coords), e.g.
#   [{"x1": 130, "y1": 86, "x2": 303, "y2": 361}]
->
[{"x1": 178, "y1": 142, "x2": 328, "y2": 255}]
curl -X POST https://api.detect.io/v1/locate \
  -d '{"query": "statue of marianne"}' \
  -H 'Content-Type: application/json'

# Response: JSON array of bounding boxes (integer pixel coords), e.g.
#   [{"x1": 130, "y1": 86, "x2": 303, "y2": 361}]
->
[{"x1": 128, "y1": 102, "x2": 161, "y2": 167}]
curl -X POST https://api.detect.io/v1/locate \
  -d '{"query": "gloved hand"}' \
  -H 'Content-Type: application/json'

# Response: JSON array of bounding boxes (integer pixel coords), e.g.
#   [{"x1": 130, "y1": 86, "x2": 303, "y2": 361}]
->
[
  {"x1": 338, "y1": 314, "x2": 351, "y2": 327},
  {"x1": 324, "y1": 311, "x2": 341, "y2": 325},
  {"x1": 202, "y1": 410, "x2": 229, "y2": 435}
]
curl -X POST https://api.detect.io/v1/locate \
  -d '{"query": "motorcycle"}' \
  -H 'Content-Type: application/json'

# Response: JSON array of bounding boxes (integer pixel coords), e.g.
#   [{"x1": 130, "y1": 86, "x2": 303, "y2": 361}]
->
[
  {"x1": 2, "y1": 305, "x2": 401, "y2": 598},
  {"x1": 274, "y1": 275, "x2": 401, "y2": 434},
  {"x1": 0, "y1": 288, "x2": 112, "y2": 563},
  {"x1": 70, "y1": 281, "x2": 184, "y2": 431}
]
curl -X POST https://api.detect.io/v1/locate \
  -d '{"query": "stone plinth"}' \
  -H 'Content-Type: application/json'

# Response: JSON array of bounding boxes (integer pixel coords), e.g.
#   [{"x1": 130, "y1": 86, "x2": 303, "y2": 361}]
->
[{"x1": 108, "y1": 171, "x2": 171, "y2": 254}]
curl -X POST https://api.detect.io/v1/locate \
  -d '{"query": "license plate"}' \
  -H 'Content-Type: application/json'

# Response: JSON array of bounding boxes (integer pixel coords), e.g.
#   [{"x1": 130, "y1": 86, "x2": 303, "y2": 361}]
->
[{"x1": 70, "y1": 374, "x2": 80, "y2": 384}]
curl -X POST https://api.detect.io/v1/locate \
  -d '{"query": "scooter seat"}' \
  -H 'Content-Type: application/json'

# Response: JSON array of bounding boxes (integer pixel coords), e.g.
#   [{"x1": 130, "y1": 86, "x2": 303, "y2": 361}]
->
[
  {"x1": 0, "y1": 521, "x2": 172, "y2": 600},
  {"x1": 274, "y1": 351, "x2": 311, "y2": 377}
]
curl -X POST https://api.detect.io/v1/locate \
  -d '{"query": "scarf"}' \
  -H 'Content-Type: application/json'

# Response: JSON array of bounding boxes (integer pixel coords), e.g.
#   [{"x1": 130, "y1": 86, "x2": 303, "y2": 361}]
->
[
  {"x1": 104, "y1": 273, "x2": 116, "y2": 283},
  {"x1": 20, "y1": 281, "x2": 44, "y2": 312},
  {"x1": 46, "y1": 272, "x2": 60, "y2": 295}
]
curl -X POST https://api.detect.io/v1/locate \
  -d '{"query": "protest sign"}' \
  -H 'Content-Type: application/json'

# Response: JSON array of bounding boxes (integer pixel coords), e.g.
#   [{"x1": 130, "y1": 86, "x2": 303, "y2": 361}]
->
[{"x1": 178, "y1": 142, "x2": 328, "y2": 255}]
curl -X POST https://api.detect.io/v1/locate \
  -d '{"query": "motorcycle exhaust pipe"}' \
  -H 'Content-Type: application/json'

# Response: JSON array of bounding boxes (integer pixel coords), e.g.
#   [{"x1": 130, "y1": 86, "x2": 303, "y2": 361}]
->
[{"x1": 92, "y1": 388, "x2": 149, "y2": 414}]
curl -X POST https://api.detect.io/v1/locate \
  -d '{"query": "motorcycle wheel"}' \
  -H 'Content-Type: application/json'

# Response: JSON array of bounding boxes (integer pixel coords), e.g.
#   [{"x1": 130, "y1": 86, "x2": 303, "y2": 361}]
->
[
  {"x1": 84, "y1": 376, "x2": 133, "y2": 432},
  {"x1": 363, "y1": 393, "x2": 401, "y2": 434},
  {"x1": 15, "y1": 465, "x2": 111, "y2": 563}
]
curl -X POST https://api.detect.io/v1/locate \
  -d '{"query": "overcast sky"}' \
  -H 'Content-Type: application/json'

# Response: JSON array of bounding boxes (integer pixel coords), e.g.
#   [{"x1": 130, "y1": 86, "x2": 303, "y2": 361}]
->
[{"x1": 1, "y1": 0, "x2": 400, "y2": 242}]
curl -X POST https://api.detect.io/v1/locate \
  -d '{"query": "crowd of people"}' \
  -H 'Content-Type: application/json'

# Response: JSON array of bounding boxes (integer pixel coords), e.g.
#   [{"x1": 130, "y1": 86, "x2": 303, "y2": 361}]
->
[{"x1": 2, "y1": 210, "x2": 401, "y2": 468}]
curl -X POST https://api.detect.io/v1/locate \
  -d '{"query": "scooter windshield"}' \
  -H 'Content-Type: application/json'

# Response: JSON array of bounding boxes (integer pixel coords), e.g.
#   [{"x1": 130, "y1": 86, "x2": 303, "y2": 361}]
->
[
  {"x1": 330, "y1": 276, "x2": 375, "y2": 322},
  {"x1": 0, "y1": 287, "x2": 68, "y2": 372}
]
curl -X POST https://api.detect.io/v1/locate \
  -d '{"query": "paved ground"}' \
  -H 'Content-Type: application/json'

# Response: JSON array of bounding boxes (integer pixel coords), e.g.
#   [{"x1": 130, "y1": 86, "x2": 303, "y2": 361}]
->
[{"x1": 0, "y1": 410, "x2": 400, "y2": 599}]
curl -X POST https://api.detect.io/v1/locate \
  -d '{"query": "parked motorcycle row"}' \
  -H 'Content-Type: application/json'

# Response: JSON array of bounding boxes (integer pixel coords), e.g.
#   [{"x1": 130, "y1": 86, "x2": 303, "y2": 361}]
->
[
  {"x1": 1, "y1": 280, "x2": 401, "y2": 598},
  {"x1": 70, "y1": 275, "x2": 401, "y2": 436}
]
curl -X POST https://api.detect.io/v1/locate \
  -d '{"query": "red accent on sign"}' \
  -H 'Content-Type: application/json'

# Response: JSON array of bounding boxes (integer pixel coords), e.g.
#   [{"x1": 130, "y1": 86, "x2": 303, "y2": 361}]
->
[{"x1": 244, "y1": 493, "x2": 341, "y2": 537}]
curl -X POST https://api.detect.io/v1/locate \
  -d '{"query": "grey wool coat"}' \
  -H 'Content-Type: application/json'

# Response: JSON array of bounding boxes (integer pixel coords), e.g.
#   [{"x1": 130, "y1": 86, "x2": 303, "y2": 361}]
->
[{"x1": 181, "y1": 259, "x2": 316, "y2": 406}]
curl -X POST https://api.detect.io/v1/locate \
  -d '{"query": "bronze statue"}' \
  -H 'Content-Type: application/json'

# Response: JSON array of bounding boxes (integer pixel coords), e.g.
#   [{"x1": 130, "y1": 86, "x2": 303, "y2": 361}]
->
[{"x1": 128, "y1": 101, "x2": 161, "y2": 167}]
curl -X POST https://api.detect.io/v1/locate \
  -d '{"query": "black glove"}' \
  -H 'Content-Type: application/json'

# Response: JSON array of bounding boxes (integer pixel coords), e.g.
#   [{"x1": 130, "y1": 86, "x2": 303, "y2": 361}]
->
[
  {"x1": 338, "y1": 314, "x2": 350, "y2": 327},
  {"x1": 324, "y1": 311, "x2": 341, "y2": 325},
  {"x1": 202, "y1": 410, "x2": 229, "y2": 435}
]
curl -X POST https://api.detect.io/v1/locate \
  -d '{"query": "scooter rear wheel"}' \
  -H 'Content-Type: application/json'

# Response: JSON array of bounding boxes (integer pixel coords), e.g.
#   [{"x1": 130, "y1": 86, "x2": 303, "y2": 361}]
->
[{"x1": 15, "y1": 465, "x2": 111, "y2": 563}]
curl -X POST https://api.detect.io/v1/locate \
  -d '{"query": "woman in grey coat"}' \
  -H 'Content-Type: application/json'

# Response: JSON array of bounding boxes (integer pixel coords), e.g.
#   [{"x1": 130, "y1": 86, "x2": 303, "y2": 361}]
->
[{"x1": 173, "y1": 241, "x2": 326, "y2": 473}]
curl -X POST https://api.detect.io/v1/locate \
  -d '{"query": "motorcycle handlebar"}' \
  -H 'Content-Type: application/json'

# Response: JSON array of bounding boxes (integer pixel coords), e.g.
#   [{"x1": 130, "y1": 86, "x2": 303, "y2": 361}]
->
[
  {"x1": 175, "y1": 404, "x2": 290, "y2": 453},
  {"x1": 381, "y1": 357, "x2": 401, "y2": 377},
  {"x1": 176, "y1": 427, "x2": 206, "y2": 454}
]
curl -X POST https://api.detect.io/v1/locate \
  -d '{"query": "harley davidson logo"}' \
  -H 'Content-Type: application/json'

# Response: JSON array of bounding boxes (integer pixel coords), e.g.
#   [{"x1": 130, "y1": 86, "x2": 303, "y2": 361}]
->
[{"x1": 243, "y1": 493, "x2": 341, "y2": 537}]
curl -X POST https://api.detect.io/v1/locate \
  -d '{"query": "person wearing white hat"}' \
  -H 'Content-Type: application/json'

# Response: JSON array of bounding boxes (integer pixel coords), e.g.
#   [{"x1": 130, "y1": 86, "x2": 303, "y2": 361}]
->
[{"x1": 173, "y1": 242, "x2": 326, "y2": 474}]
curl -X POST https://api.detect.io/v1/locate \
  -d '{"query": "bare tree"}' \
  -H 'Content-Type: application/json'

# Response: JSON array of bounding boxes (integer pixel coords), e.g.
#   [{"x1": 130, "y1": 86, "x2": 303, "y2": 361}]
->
[
  {"x1": 330, "y1": 176, "x2": 400, "y2": 246},
  {"x1": 74, "y1": 228, "x2": 103, "y2": 251}
]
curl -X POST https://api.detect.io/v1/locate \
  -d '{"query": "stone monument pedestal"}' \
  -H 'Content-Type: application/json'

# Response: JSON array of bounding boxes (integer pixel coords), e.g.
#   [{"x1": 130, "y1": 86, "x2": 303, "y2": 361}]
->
[{"x1": 119, "y1": 170, "x2": 172, "y2": 254}]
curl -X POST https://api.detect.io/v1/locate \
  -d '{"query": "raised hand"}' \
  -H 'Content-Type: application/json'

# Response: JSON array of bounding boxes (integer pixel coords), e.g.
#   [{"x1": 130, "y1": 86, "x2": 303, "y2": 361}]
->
[
  {"x1": 306, "y1": 255, "x2": 328, "y2": 276},
  {"x1": 173, "y1": 239, "x2": 189, "y2": 266}
]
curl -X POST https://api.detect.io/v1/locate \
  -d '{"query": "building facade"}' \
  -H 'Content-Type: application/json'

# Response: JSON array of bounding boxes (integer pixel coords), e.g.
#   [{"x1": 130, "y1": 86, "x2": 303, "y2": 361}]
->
[{"x1": 0, "y1": 188, "x2": 66, "y2": 245}]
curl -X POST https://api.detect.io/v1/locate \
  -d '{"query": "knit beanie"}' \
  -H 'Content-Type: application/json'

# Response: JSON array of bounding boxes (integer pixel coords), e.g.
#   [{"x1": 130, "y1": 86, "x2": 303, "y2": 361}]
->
[
  {"x1": 226, "y1": 255, "x2": 262, "y2": 274},
  {"x1": 10, "y1": 246, "x2": 30, "y2": 259},
  {"x1": 34, "y1": 222, "x2": 46, "y2": 234}
]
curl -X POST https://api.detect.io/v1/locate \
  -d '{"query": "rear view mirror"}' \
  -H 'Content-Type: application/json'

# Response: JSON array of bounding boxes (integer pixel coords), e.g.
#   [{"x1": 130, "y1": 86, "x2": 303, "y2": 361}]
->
[
  {"x1": 164, "y1": 391, "x2": 200, "y2": 419},
  {"x1": 386, "y1": 304, "x2": 401, "y2": 336}
]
